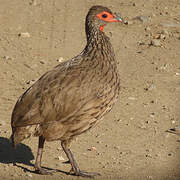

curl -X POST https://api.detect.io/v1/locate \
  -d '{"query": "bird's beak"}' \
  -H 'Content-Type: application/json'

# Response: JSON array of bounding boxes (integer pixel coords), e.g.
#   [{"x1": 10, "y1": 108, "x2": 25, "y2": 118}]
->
[{"x1": 110, "y1": 13, "x2": 124, "y2": 23}]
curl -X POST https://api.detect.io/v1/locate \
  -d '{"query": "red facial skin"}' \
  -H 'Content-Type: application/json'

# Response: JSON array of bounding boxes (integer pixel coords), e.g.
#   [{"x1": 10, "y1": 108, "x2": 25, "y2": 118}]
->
[
  {"x1": 96, "y1": 11, "x2": 122, "y2": 32},
  {"x1": 99, "y1": 25, "x2": 105, "y2": 31}
]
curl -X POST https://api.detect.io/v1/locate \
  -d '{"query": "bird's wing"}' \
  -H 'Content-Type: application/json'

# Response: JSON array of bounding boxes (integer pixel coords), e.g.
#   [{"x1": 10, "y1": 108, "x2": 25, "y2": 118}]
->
[{"x1": 11, "y1": 59, "x2": 105, "y2": 128}]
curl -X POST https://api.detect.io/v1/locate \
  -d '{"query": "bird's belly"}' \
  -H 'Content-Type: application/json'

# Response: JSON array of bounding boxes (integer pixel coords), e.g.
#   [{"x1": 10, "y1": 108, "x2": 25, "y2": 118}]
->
[
  {"x1": 39, "y1": 82, "x2": 120, "y2": 141},
  {"x1": 95, "y1": 84, "x2": 120, "y2": 119}
]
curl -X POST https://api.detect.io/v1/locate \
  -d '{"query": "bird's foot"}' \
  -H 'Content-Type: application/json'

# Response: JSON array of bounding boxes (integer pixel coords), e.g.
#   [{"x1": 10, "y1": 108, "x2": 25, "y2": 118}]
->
[
  {"x1": 34, "y1": 168, "x2": 57, "y2": 175},
  {"x1": 69, "y1": 169, "x2": 101, "y2": 178}
]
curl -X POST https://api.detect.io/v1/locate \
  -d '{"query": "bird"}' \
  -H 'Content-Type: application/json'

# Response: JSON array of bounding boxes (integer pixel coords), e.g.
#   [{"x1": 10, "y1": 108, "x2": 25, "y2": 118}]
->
[{"x1": 10, "y1": 5, "x2": 123, "y2": 177}]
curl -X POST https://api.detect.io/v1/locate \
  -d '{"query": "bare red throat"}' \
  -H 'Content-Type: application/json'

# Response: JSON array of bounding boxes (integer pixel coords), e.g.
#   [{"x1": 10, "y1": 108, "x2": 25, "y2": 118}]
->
[{"x1": 99, "y1": 25, "x2": 106, "y2": 31}]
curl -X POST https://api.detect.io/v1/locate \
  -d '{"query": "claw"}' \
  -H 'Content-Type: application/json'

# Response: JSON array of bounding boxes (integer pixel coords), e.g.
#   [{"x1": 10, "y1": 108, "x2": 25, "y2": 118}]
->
[
  {"x1": 35, "y1": 168, "x2": 57, "y2": 175},
  {"x1": 70, "y1": 170, "x2": 101, "y2": 178}
]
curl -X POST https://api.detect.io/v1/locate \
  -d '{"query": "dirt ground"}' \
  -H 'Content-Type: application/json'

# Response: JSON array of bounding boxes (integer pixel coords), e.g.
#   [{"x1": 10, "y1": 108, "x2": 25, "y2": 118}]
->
[{"x1": 0, "y1": 0, "x2": 180, "y2": 179}]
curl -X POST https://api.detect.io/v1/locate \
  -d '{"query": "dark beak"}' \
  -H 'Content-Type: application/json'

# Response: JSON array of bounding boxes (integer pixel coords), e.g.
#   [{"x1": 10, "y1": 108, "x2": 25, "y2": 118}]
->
[{"x1": 113, "y1": 13, "x2": 124, "y2": 23}]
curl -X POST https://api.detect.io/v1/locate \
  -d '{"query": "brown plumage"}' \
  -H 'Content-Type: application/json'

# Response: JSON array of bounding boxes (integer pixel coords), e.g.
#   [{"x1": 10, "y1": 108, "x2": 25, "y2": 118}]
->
[{"x1": 11, "y1": 5, "x2": 123, "y2": 177}]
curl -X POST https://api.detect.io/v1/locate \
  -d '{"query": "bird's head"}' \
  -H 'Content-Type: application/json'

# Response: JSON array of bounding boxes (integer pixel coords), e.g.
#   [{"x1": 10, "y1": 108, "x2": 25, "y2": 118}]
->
[{"x1": 86, "y1": 5, "x2": 124, "y2": 32}]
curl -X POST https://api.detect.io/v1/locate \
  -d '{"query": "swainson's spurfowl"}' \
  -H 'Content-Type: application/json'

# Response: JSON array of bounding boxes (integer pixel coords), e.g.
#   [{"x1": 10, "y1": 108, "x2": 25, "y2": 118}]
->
[{"x1": 11, "y1": 5, "x2": 124, "y2": 177}]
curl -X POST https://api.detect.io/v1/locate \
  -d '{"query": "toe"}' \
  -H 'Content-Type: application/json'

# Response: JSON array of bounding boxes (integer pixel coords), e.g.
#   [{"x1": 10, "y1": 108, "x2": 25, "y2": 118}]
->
[
  {"x1": 72, "y1": 170, "x2": 100, "y2": 178},
  {"x1": 35, "y1": 168, "x2": 56, "y2": 175}
]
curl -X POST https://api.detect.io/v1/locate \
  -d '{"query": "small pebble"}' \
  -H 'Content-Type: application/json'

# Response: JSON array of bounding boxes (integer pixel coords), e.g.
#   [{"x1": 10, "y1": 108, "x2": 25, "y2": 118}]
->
[
  {"x1": 136, "y1": 51, "x2": 142, "y2": 53},
  {"x1": 114, "y1": 146, "x2": 120, "y2": 150},
  {"x1": 150, "y1": 113, "x2": 155, "y2": 118},
  {"x1": 119, "y1": 151, "x2": 124, "y2": 155},
  {"x1": 159, "y1": 63, "x2": 169, "y2": 70},
  {"x1": 0, "y1": 121, "x2": 6, "y2": 126},
  {"x1": 3, "y1": 56, "x2": 12, "y2": 60},
  {"x1": 29, "y1": 0, "x2": 37, "y2": 6},
  {"x1": 126, "y1": 20, "x2": 133, "y2": 25},
  {"x1": 18, "y1": 32, "x2": 31, "y2": 38},
  {"x1": 26, "y1": 173, "x2": 32, "y2": 177},
  {"x1": 167, "y1": 126, "x2": 180, "y2": 135},
  {"x1": 26, "y1": 79, "x2": 36, "y2": 85},
  {"x1": 137, "y1": 41, "x2": 146, "y2": 45},
  {"x1": 153, "y1": 34, "x2": 160, "y2": 39},
  {"x1": 57, "y1": 147, "x2": 62, "y2": 151},
  {"x1": 159, "y1": 34, "x2": 166, "y2": 39},
  {"x1": 139, "y1": 124, "x2": 147, "y2": 129},
  {"x1": 57, "y1": 57, "x2": 64, "y2": 63},
  {"x1": 145, "y1": 26, "x2": 151, "y2": 31},
  {"x1": 145, "y1": 154, "x2": 152, "y2": 158},
  {"x1": 30, "y1": 159, "x2": 35, "y2": 164},
  {"x1": 134, "y1": 16, "x2": 150, "y2": 23},
  {"x1": 175, "y1": 72, "x2": 180, "y2": 76},
  {"x1": 87, "y1": 146, "x2": 97, "y2": 151},
  {"x1": 144, "y1": 84, "x2": 156, "y2": 91},
  {"x1": 150, "y1": 39, "x2": 161, "y2": 47},
  {"x1": 146, "y1": 149, "x2": 152, "y2": 152},
  {"x1": 57, "y1": 156, "x2": 65, "y2": 161},
  {"x1": 40, "y1": 60, "x2": 45, "y2": 64}
]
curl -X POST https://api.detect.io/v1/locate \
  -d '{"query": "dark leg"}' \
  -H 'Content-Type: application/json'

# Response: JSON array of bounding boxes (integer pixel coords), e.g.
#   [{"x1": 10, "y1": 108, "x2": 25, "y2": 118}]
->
[
  {"x1": 61, "y1": 140, "x2": 100, "y2": 178},
  {"x1": 34, "y1": 136, "x2": 56, "y2": 175}
]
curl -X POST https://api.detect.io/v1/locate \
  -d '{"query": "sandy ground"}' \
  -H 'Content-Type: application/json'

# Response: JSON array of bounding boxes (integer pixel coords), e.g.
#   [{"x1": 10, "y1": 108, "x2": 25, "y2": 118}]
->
[{"x1": 0, "y1": 0, "x2": 180, "y2": 179}]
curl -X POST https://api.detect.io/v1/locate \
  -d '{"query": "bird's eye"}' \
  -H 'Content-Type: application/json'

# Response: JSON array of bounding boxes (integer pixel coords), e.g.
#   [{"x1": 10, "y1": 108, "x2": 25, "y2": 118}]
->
[{"x1": 102, "y1": 14, "x2": 107, "y2": 18}]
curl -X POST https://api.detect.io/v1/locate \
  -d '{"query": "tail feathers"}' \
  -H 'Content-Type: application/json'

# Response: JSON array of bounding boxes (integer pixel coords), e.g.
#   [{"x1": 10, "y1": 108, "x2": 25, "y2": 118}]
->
[
  {"x1": 9, "y1": 134, "x2": 16, "y2": 148},
  {"x1": 9, "y1": 132, "x2": 26, "y2": 148},
  {"x1": 10, "y1": 126, "x2": 36, "y2": 148},
  {"x1": 10, "y1": 125, "x2": 40, "y2": 148}
]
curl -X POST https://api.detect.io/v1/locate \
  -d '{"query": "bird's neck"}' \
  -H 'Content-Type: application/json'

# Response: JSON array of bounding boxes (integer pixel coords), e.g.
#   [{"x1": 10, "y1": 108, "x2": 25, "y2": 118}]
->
[{"x1": 84, "y1": 23, "x2": 114, "y2": 58}]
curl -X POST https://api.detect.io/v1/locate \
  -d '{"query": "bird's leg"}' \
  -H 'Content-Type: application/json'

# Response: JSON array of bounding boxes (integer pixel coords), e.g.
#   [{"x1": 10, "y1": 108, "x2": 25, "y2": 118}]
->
[
  {"x1": 61, "y1": 140, "x2": 100, "y2": 178},
  {"x1": 34, "y1": 136, "x2": 56, "y2": 175}
]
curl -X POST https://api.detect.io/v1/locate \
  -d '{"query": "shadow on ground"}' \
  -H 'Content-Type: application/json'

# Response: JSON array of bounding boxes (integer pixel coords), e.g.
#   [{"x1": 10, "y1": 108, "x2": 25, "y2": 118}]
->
[
  {"x1": 0, "y1": 136, "x2": 34, "y2": 165},
  {"x1": 0, "y1": 136, "x2": 68, "y2": 175}
]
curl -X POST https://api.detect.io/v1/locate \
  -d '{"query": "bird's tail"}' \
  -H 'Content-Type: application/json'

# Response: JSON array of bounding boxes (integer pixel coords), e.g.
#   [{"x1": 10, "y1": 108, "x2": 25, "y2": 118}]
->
[
  {"x1": 9, "y1": 133, "x2": 16, "y2": 148},
  {"x1": 9, "y1": 127, "x2": 22, "y2": 148},
  {"x1": 10, "y1": 126, "x2": 37, "y2": 148}
]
